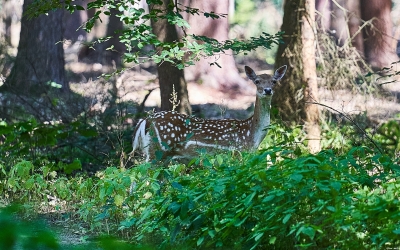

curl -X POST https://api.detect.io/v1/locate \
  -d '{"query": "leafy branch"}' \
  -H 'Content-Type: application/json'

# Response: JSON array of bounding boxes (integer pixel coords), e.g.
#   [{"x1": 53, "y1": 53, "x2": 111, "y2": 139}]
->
[{"x1": 26, "y1": 0, "x2": 283, "y2": 69}]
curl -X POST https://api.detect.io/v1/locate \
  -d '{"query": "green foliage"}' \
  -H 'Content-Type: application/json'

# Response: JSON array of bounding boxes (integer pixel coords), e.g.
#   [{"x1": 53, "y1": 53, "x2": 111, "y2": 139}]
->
[
  {"x1": 374, "y1": 120, "x2": 400, "y2": 154},
  {"x1": 0, "y1": 119, "x2": 97, "y2": 168},
  {"x1": 1, "y1": 142, "x2": 399, "y2": 249},
  {"x1": 26, "y1": 0, "x2": 283, "y2": 69},
  {"x1": 128, "y1": 148, "x2": 400, "y2": 249},
  {"x1": 0, "y1": 103, "x2": 135, "y2": 170}
]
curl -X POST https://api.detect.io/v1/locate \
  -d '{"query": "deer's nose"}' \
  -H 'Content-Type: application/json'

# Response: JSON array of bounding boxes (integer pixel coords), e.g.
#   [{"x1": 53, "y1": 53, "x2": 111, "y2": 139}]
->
[{"x1": 264, "y1": 88, "x2": 272, "y2": 95}]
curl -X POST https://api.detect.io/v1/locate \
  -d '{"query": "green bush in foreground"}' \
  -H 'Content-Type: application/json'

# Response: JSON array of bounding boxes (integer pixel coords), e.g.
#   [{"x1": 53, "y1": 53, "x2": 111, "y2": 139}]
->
[
  {"x1": 1, "y1": 146, "x2": 400, "y2": 249},
  {"x1": 128, "y1": 147, "x2": 400, "y2": 249}
]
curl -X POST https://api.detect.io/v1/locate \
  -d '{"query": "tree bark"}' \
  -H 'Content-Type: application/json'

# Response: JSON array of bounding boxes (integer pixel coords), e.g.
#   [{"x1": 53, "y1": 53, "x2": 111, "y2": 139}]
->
[
  {"x1": 346, "y1": 0, "x2": 364, "y2": 54},
  {"x1": 330, "y1": 0, "x2": 348, "y2": 46},
  {"x1": 102, "y1": 8, "x2": 125, "y2": 67},
  {"x1": 4, "y1": 0, "x2": 66, "y2": 93},
  {"x1": 315, "y1": 0, "x2": 330, "y2": 32},
  {"x1": 179, "y1": 0, "x2": 251, "y2": 94},
  {"x1": 274, "y1": 0, "x2": 321, "y2": 153},
  {"x1": 360, "y1": 0, "x2": 398, "y2": 70},
  {"x1": 150, "y1": 0, "x2": 191, "y2": 115},
  {"x1": 63, "y1": 0, "x2": 88, "y2": 43}
]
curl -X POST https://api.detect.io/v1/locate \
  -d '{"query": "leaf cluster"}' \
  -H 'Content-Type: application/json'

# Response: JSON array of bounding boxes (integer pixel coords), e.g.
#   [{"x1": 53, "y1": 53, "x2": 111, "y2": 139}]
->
[{"x1": 26, "y1": 0, "x2": 283, "y2": 69}]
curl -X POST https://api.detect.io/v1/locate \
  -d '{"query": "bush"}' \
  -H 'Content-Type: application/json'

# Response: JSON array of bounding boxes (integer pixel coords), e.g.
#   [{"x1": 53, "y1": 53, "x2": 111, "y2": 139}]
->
[
  {"x1": 1, "y1": 134, "x2": 399, "y2": 249},
  {"x1": 129, "y1": 147, "x2": 400, "y2": 249}
]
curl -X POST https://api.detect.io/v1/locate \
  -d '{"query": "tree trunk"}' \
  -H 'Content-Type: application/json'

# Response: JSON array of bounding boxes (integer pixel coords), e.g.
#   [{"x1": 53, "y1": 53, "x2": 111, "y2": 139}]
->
[
  {"x1": 102, "y1": 8, "x2": 125, "y2": 67},
  {"x1": 4, "y1": 0, "x2": 66, "y2": 93},
  {"x1": 346, "y1": 0, "x2": 364, "y2": 54},
  {"x1": 150, "y1": 0, "x2": 191, "y2": 115},
  {"x1": 315, "y1": 0, "x2": 330, "y2": 32},
  {"x1": 360, "y1": 0, "x2": 398, "y2": 70},
  {"x1": 179, "y1": 0, "x2": 251, "y2": 94},
  {"x1": 274, "y1": 0, "x2": 321, "y2": 153},
  {"x1": 0, "y1": 0, "x2": 22, "y2": 48},
  {"x1": 330, "y1": 0, "x2": 348, "y2": 46},
  {"x1": 63, "y1": 0, "x2": 88, "y2": 43}
]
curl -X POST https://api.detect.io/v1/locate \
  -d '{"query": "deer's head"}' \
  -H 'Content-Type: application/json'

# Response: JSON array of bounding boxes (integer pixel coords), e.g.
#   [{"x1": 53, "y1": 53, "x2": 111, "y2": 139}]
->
[{"x1": 245, "y1": 65, "x2": 287, "y2": 98}]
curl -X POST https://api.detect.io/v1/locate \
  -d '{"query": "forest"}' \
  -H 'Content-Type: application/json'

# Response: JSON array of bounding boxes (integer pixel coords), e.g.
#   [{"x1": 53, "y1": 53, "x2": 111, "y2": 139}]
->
[{"x1": 0, "y1": 0, "x2": 400, "y2": 249}]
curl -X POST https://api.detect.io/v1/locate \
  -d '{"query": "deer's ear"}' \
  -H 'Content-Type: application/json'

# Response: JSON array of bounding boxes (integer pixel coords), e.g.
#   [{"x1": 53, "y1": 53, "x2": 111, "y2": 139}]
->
[
  {"x1": 273, "y1": 65, "x2": 287, "y2": 81},
  {"x1": 245, "y1": 66, "x2": 257, "y2": 81}
]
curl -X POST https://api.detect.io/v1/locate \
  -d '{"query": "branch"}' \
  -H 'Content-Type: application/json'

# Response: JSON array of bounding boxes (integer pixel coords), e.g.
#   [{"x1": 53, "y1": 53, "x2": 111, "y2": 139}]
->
[{"x1": 306, "y1": 101, "x2": 383, "y2": 154}]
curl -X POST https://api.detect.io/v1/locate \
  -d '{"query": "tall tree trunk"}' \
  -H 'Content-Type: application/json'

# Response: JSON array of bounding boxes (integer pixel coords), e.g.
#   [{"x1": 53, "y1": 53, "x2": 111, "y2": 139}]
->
[
  {"x1": 360, "y1": 0, "x2": 398, "y2": 70},
  {"x1": 0, "y1": 0, "x2": 22, "y2": 48},
  {"x1": 330, "y1": 0, "x2": 348, "y2": 46},
  {"x1": 346, "y1": 0, "x2": 364, "y2": 54},
  {"x1": 150, "y1": 0, "x2": 191, "y2": 115},
  {"x1": 63, "y1": 0, "x2": 88, "y2": 43},
  {"x1": 315, "y1": 0, "x2": 363, "y2": 54},
  {"x1": 4, "y1": 0, "x2": 66, "y2": 93},
  {"x1": 180, "y1": 0, "x2": 251, "y2": 93},
  {"x1": 102, "y1": 8, "x2": 125, "y2": 67},
  {"x1": 315, "y1": 0, "x2": 330, "y2": 32},
  {"x1": 274, "y1": 0, "x2": 321, "y2": 153}
]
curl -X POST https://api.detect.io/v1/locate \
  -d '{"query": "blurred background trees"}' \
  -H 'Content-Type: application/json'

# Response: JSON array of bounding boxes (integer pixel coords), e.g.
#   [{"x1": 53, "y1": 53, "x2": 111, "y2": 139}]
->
[
  {"x1": 316, "y1": 0, "x2": 399, "y2": 70},
  {"x1": 3, "y1": 0, "x2": 66, "y2": 93}
]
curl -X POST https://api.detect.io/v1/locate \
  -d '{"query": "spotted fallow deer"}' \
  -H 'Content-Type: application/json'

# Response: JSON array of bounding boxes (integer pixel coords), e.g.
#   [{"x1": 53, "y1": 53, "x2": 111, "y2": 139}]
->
[{"x1": 132, "y1": 65, "x2": 287, "y2": 161}]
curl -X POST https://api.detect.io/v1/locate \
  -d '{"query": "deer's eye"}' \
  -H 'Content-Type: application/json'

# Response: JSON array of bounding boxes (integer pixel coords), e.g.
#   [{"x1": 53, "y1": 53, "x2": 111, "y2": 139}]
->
[
  {"x1": 272, "y1": 80, "x2": 277, "y2": 85},
  {"x1": 255, "y1": 80, "x2": 261, "y2": 84}
]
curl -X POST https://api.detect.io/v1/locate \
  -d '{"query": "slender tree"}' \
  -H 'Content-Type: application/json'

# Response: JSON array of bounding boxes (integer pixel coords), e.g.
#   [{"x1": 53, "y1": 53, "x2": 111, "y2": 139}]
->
[
  {"x1": 274, "y1": 0, "x2": 321, "y2": 153},
  {"x1": 150, "y1": 0, "x2": 191, "y2": 114}
]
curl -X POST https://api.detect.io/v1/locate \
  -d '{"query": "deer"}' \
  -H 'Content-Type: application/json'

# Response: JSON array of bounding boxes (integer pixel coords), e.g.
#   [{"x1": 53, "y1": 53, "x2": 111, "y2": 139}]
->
[{"x1": 132, "y1": 65, "x2": 287, "y2": 162}]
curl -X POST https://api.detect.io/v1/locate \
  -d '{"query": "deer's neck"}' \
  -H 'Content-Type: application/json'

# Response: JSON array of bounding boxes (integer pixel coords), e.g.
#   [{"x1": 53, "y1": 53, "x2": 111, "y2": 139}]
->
[{"x1": 248, "y1": 97, "x2": 272, "y2": 149}]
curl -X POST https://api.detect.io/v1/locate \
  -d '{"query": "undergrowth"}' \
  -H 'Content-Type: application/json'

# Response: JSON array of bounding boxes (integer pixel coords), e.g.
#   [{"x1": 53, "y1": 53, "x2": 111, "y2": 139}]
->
[{"x1": 0, "y1": 119, "x2": 400, "y2": 249}]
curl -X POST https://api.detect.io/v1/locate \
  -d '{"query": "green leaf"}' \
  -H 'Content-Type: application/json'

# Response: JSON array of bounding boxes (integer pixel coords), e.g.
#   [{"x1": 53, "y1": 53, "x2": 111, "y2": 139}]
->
[
  {"x1": 254, "y1": 232, "x2": 264, "y2": 241},
  {"x1": 171, "y1": 182, "x2": 183, "y2": 190},
  {"x1": 197, "y1": 236, "x2": 204, "y2": 246},
  {"x1": 46, "y1": 81, "x2": 62, "y2": 89},
  {"x1": 234, "y1": 215, "x2": 249, "y2": 227},
  {"x1": 330, "y1": 181, "x2": 341, "y2": 191},
  {"x1": 262, "y1": 195, "x2": 275, "y2": 203},
  {"x1": 282, "y1": 214, "x2": 291, "y2": 224},
  {"x1": 64, "y1": 159, "x2": 82, "y2": 174},
  {"x1": 75, "y1": 5, "x2": 85, "y2": 10},
  {"x1": 114, "y1": 194, "x2": 124, "y2": 206},
  {"x1": 78, "y1": 128, "x2": 98, "y2": 137},
  {"x1": 326, "y1": 206, "x2": 336, "y2": 212},
  {"x1": 243, "y1": 191, "x2": 256, "y2": 206},
  {"x1": 290, "y1": 173, "x2": 303, "y2": 182},
  {"x1": 302, "y1": 226, "x2": 316, "y2": 240},
  {"x1": 168, "y1": 202, "x2": 181, "y2": 215},
  {"x1": 180, "y1": 199, "x2": 189, "y2": 219},
  {"x1": 155, "y1": 150, "x2": 164, "y2": 160},
  {"x1": 24, "y1": 178, "x2": 35, "y2": 190},
  {"x1": 216, "y1": 155, "x2": 224, "y2": 166}
]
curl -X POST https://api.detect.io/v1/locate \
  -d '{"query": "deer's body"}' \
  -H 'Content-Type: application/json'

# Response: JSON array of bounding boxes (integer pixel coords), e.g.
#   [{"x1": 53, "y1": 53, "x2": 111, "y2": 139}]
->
[{"x1": 132, "y1": 65, "x2": 287, "y2": 161}]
